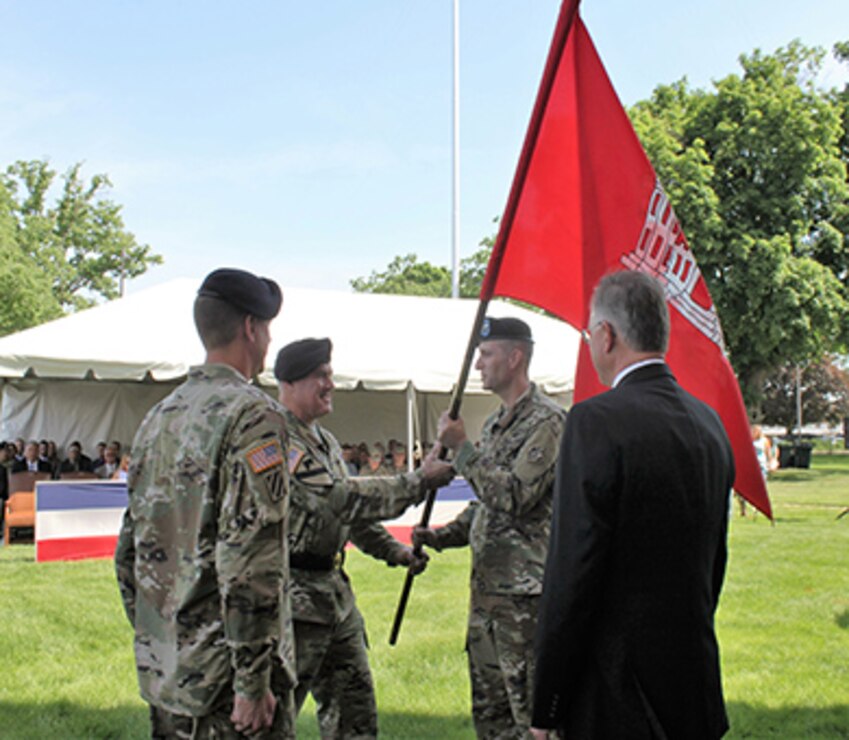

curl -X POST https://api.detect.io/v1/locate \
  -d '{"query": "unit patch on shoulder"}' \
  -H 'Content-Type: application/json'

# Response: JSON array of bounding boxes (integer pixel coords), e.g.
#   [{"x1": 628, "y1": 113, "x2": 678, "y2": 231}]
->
[
  {"x1": 288, "y1": 447, "x2": 305, "y2": 474},
  {"x1": 246, "y1": 440, "x2": 284, "y2": 474}
]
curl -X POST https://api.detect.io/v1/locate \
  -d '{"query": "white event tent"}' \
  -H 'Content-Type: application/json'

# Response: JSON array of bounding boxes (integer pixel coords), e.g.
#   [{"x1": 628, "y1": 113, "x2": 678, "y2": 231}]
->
[{"x1": 0, "y1": 279, "x2": 580, "y2": 458}]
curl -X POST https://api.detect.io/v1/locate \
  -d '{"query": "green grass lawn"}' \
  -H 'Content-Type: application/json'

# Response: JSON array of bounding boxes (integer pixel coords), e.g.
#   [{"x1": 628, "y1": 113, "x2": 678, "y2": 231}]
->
[{"x1": 1, "y1": 455, "x2": 848, "y2": 738}]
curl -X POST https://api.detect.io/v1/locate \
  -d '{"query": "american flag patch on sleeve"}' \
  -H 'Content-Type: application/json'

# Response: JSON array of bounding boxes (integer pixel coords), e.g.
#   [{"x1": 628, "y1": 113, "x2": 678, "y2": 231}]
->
[{"x1": 246, "y1": 440, "x2": 284, "y2": 474}]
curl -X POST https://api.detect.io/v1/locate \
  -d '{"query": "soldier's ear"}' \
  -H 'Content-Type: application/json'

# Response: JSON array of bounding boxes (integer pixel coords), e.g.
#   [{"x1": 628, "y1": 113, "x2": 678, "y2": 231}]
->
[
  {"x1": 508, "y1": 345, "x2": 523, "y2": 371},
  {"x1": 243, "y1": 314, "x2": 258, "y2": 342}
]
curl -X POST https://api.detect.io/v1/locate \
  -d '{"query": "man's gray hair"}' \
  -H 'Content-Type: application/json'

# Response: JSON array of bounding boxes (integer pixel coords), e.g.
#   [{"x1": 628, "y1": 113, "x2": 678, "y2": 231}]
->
[{"x1": 591, "y1": 271, "x2": 669, "y2": 353}]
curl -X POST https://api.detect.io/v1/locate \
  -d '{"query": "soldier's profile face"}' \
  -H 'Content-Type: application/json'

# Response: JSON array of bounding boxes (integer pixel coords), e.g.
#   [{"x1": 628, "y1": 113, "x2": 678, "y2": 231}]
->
[
  {"x1": 475, "y1": 341, "x2": 511, "y2": 393},
  {"x1": 293, "y1": 362, "x2": 335, "y2": 422}
]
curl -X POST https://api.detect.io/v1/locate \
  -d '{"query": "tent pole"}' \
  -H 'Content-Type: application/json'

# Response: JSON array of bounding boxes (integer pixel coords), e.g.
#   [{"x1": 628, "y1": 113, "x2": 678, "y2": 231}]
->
[{"x1": 406, "y1": 383, "x2": 415, "y2": 473}]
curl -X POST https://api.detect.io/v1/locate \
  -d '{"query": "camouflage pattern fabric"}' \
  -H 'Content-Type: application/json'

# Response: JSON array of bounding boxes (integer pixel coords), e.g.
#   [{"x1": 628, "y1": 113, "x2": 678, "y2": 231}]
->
[
  {"x1": 467, "y1": 592, "x2": 539, "y2": 740},
  {"x1": 432, "y1": 383, "x2": 566, "y2": 738},
  {"x1": 149, "y1": 670, "x2": 296, "y2": 739},
  {"x1": 295, "y1": 607, "x2": 377, "y2": 740},
  {"x1": 114, "y1": 364, "x2": 296, "y2": 724},
  {"x1": 284, "y1": 408, "x2": 429, "y2": 737}
]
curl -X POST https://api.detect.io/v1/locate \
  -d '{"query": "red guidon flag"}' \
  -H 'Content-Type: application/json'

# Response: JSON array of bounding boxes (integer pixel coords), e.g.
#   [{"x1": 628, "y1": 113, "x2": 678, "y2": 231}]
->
[{"x1": 481, "y1": 0, "x2": 772, "y2": 518}]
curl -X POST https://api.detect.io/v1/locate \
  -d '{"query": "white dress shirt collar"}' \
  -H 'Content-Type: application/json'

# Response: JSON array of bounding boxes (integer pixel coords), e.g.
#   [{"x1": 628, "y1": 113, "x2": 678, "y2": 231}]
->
[{"x1": 612, "y1": 357, "x2": 666, "y2": 389}]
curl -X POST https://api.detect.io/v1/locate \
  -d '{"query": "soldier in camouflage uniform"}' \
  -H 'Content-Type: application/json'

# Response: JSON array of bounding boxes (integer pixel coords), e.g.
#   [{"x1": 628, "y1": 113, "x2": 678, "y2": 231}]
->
[
  {"x1": 274, "y1": 337, "x2": 455, "y2": 739},
  {"x1": 115, "y1": 268, "x2": 296, "y2": 739},
  {"x1": 414, "y1": 317, "x2": 566, "y2": 740},
  {"x1": 358, "y1": 443, "x2": 391, "y2": 476}
]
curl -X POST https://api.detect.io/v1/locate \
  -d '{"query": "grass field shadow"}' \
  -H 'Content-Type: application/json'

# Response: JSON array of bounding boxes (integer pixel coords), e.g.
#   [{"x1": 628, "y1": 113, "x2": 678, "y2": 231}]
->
[
  {"x1": 371, "y1": 711, "x2": 476, "y2": 739},
  {"x1": 834, "y1": 608, "x2": 849, "y2": 630},
  {"x1": 0, "y1": 701, "x2": 149, "y2": 740},
  {"x1": 296, "y1": 710, "x2": 475, "y2": 739},
  {"x1": 726, "y1": 701, "x2": 849, "y2": 738},
  {"x1": 772, "y1": 467, "x2": 849, "y2": 482},
  {"x1": 0, "y1": 546, "x2": 34, "y2": 565}
]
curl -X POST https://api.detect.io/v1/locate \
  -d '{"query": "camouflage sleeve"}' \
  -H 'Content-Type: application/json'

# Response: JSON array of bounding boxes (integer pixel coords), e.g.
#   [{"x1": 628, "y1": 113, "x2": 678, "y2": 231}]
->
[
  {"x1": 325, "y1": 471, "x2": 427, "y2": 524},
  {"x1": 349, "y1": 521, "x2": 408, "y2": 565},
  {"x1": 454, "y1": 415, "x2": 563, "y2": 515},
  {"x1": 432, "y1": 501, "x2": 478, "y2": 550},
  {"x1": 216, "y1": 403, "x2": 292, "y2": 701},
  {"x1": 114, "y1": 507, "x2": 136, "y2": 626}
]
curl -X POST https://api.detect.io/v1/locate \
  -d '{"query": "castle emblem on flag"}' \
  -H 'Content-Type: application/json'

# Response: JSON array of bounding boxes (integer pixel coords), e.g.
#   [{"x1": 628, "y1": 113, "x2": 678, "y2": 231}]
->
[{"x1": 621, "y1": 181, "x2": 725, "y2": 350}]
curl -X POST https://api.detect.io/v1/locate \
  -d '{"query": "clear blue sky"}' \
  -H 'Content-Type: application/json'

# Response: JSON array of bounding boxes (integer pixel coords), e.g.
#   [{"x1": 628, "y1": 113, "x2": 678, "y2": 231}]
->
[{"x1": 2, "y1": 0, "x2": 848, "y2": 294}]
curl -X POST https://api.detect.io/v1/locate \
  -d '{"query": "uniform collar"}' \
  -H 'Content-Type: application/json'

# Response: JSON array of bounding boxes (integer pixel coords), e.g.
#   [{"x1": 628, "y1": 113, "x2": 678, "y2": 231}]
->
[
  {"x1": 495, "y1": 382, "x2": 537, "y2": 429},
  {"x1": 188, "y1": 363, "x2": 249, "y2": 383}
]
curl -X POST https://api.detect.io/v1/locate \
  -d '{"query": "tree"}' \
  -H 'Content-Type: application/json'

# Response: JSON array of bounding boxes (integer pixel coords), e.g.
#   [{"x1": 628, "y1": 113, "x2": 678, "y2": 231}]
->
[
  {"x1": 351, "y1": 254, "x2": 452, "y2": 297},
  {"x1": 351, "y1": 237, "x2": 495, "y2": 299},
  {"x1": 2, "y1": 160, "x2": 162, "y2": 324},
  {"x1": 629, "y1": 41, "x2": 849, "y2": 407},
  {"x1": 760, "y1": 357, "x2": 849, "y2": 432},
  {"x1": 0, "y1": 180, "x2": 63, "y2": 336}
]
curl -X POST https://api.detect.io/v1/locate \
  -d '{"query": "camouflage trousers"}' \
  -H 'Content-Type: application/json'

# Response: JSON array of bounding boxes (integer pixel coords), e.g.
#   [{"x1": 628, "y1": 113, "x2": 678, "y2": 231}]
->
[
  {"x1": 149, "y1": 689, "x2": 295, "y2": 739},
  {"x1": 467, "y1": 592, "x2": 540, "y2": 740},
  {"x1": 294, "y1": 606, "x2": 377, "y2": 739}
]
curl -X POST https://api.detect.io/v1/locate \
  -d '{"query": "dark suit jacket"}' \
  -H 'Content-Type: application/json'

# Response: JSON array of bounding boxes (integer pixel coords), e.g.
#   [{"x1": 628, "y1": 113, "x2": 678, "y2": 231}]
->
[
  {"x1": 11, "y1": 458, "x2": 53, "y2": 474},
  {"x1": 532, "y1": 363, "x2": 734, "y2": 739},
  {"x1": 59, "y1": 455, "x2": 94, "y2": 474}
]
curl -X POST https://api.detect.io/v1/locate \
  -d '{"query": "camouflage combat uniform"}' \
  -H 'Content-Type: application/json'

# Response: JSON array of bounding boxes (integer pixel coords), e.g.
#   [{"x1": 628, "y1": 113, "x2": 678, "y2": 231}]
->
[
  {"x1": 431, "y1": 383, "x2": 565, "y2": 740},
  {"x1": 115, "y1": 364, "x2": 296, "y2": 739},
  {"x1": 284, "y1": 408, "x2": 429, "y2": 739}
]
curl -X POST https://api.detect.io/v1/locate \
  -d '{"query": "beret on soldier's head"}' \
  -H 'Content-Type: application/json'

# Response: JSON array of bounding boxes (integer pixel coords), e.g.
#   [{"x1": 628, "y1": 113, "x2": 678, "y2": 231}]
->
[
  {"x1": 197, "y1": 268, "x2": 282, "y2": 320},
  {"x1": 274, "y1": 338, "x2": 333, "y2": 383},
  {"x1": 479, "y1": 316, "x2": 533, "y2": 343}
]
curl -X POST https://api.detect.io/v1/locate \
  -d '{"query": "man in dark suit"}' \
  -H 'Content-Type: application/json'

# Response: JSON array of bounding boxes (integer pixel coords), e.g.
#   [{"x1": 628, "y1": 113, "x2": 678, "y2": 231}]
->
[
  {"x1": 531, "y1": 271, "x2": 734, "y2": 740},
  {"x1": 59, "y1": 441, "x2": 94, "y2": 474},
  {"x1": 11, "y1": 440, "x2": 53, "y2": 474}
]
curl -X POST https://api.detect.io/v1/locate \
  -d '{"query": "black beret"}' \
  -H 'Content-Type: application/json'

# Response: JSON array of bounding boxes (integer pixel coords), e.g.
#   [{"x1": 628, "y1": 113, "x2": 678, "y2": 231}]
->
[
  {"x1": 479, "y1": 316, "x2": 533, "y2": 343},
  {"x1": 197, "y1": 268, "x2": 282, "y2": 320},
  {"x1": 275, "y1": 338, "x2": 333, "y2": 383}
]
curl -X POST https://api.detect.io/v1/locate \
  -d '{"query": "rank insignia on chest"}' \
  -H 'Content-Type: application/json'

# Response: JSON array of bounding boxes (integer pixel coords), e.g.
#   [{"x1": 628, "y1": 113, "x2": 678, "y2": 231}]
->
[
  {"x1": 246, "y1": 439, "x2": 284, "y2": 474},
  {"x1": 288, "y1": 447, "x2": 305, "y2": 474}
]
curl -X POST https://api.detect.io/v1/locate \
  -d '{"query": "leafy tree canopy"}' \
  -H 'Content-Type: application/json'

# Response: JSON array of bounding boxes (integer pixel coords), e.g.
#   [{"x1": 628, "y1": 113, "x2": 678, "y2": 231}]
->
[
  {"x1": 629, "y1": 40, "x2": 849, "y2": 406},
  {"x1": 0, "y1": 160, "x2": 162, "y2": 336},
  {"x1": 351, "y1": 228, "x2": 496, "y2": 299},
  {"x1": 760, "y1": 357, "x2": 849, "y2": 432}
]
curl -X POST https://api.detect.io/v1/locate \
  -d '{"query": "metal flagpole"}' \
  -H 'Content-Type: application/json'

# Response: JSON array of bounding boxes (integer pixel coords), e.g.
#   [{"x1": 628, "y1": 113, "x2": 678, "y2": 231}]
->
[{"x1": 451, "y1": 0, "x2": 461, "y2": 299}]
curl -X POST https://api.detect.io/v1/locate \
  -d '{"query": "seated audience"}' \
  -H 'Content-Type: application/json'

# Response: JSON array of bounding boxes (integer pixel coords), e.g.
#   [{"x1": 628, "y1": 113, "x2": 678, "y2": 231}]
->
[
  {"x1": 360, "y1": 442, "x2": 391, "y2": 476},
  {"x1": 341, "y1": 444, "x2": 359, "y2": 476},
  {"x1": 94, "y1": 444, "x2": 120, "y2": 479},
  {"x1": 112, "y1": 452, "x2": 131, "y2": 481},
  {"x1": 91, "y1": 441, "x2": 107, "y2": 470},
  {"x1": 357, "y1": 443, "x2": 371, "y2": 472},
  {"x1": 0, "y1": 443, "x2": 9, "y2": 529},
  {"x1": 12, "y1": 440, "x2": 53, "y2": 473},
  {"x1": 391, "y1": 443, "x2": 408, "y2": 473},
  {"x1": 1, "y1": 442, "x2": 14, "y2": 469},
  {"x1": 60, "y1": 441, "x2": 94, "y2": 474},
  {"x1": 41, "y1": 440, "x2": 62, "y2": 479}
]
